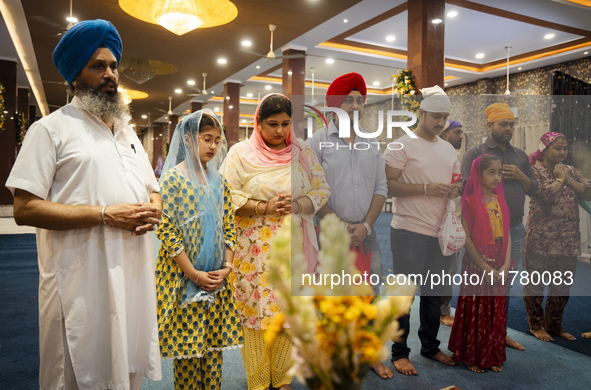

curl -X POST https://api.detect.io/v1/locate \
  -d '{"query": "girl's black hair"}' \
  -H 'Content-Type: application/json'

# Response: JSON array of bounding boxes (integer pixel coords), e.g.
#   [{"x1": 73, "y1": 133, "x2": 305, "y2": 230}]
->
[
  {"x1": 184, "y1": 112, "x2": 221, "y2": 134},
  {"x1": 257, "y1": 95, "x2": 292, "y2": 123},
  {"x1": 480, "y1": 154, "x2": 501, "y2": 173}
]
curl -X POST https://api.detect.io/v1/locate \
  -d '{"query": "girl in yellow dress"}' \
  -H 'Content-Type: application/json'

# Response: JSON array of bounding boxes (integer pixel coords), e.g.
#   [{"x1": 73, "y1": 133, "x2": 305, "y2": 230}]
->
[{"x1": 156, "y1": 109, "x2": 242, "y2": 389}]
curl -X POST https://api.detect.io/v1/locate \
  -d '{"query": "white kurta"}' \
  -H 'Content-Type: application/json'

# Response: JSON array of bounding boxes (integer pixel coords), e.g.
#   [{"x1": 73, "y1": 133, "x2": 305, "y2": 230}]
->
[{"x1": 6, "y1": 97, "x2": 162, "y2": 389}]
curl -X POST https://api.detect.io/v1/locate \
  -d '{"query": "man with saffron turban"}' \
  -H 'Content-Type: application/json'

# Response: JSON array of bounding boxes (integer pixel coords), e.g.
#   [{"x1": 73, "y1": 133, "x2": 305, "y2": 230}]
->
[
  {"x1": 384, "y1": 85, "x2": 460, "y2": 376},
  {"x1": 307, "y1": 72, "x2": 390, "y2": 379},
  {"x1": 461, "y1": 102, "x2": 538, "y2": 352},
  {"x1": 6, "y1": 20, "x2": 162, "y2": 389}
]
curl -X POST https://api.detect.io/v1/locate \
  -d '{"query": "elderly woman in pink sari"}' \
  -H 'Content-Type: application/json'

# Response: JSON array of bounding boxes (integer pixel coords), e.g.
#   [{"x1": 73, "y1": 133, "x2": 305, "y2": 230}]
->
[
  {"x1": 223, "y1": 93, "x2": 330, "y2": 390},
  {"x1": 524, "y1": 132, "x2": 591, "y2": 343}
]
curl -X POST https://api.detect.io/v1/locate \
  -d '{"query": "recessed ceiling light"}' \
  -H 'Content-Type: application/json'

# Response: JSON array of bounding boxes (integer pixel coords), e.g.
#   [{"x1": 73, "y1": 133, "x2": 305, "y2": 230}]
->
[
  {"x1": 444, "y1": 83, "x2": 448, "y2": 86},
  {"x1": 256, "y1": 65, "x2": 261, "y2": 69},
  {"x1": 242, "y1": 119, "x2": 247, "y2": 123},
  {"x1": 432, "y1": 18, "x2": 442, "y2": 24},
  {"x1": 141, "y1": 115, "x2": 147, "y2": 119},
  {"x1": 584, "y1": 51, "x2": 589, "y2": 55},
  {"x1": 518, "y1": 67, "x2": 522, "y2": 70},
  {"x1": 211, "y1": 90, "x2": 215, "y2": 94},
  {"x1": 66, "y1": 17, "x2": 78, "y2": 23},
  {"x1": 228, "y1": 105, "x2": 233, "y2": 109},
  {"x1": 476, "y1": 53, "x2": 485, "y2": 59},
  {"x1": 326, "y1": 58, "x2": 334, "y2": 64},
  {"x1": 130, "y1": 123, "x2": 135, "y2": 127},
  {"x1": 287, "y1": 71, "x2": 293, "y2": 75},
  {"x1": 386, "y1": 35, "x2": 395, "y2": 42},
  {"x1": 187, "y1": 80, "x2": 195, "y2": 85},
  {"x1": 544, "y1": 33, "x2": 555, "y2": 39},
  {"x1": 214, "y1": 107, "x2": 219, "y2": 111},
  {"x1": 447, "y1": 11, "x2": 457, "y2": 17},
  {"x1": 241, "y1": 40, "x2": 252, "y2": 47},
  {"x1": 265, "y1": 85, "x2": 272, "y2": 90},
  {"x1": 165, "y1": 116, "x2": 168, "y2": 119},
  {"x1": 225, "y1": 96, "x2": 230, "y2": 100},
  {"x1": 151, "y1": 137, "x2": 154, "y2": 140},
  {"x1": 343, "y1": 19, "x2": 348, "y2": 23},
  {"x1": 217, "y1": 58, "x2": 227, "y2": 64},
  {"x1": 159, "y1": 133, "x2": 163, "y2": 136},
  {"x1": 247, "y1": 93, "x2": 253, "y2": 97},
  {"x1": 175, "y1": 89, "x2": 182, "y2": 93},
  {"x1": 373, "y1": 81, "x2": 380, "y2": 86}
]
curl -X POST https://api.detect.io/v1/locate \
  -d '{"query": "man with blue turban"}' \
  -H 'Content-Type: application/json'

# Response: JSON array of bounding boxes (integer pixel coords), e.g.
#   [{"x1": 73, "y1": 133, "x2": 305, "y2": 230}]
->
[{"x1": 6, "y1": 20, "x2": 163, "y2": 389}]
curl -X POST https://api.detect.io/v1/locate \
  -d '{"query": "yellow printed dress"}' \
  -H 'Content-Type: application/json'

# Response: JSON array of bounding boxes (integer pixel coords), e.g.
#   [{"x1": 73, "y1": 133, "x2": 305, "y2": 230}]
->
[
  {"x1": 155, "y1": 167, "x2": 243, "y2": 358},
  {"x1": 223, "y1": 140, "x2": 330, "y2": 330}
]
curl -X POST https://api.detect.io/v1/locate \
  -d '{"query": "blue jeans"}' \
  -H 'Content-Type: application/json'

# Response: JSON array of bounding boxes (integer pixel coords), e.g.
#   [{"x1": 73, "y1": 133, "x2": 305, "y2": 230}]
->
[
  {"x1": 363, "y1": 229, "x2": 382, "y2": 296},
  {"x1": 390, "y1": 228, "x2": 452, "y2": 361},
  {"x1": 507, "y1": 224, "x2": 525, "y2": 316}
]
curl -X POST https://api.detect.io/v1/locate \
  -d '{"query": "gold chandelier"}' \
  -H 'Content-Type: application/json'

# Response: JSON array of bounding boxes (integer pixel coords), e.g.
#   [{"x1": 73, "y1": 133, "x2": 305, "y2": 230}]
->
[
  {"x1": 119, "y1": 0, "x2": 238, "y2": 32},
  {"x1": 155, "y1": 0, "x2": 204, "y2": 35}
]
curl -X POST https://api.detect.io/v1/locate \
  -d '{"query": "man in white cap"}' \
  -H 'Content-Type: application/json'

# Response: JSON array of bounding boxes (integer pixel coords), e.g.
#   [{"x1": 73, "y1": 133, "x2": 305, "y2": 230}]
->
[{"x1": 384, "y1": 85, "x2": 461, "y2": 375}]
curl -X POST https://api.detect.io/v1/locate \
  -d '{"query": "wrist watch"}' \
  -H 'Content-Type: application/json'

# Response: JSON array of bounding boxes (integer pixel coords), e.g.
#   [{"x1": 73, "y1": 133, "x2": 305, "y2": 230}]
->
[{"x1": 362, "y1": 222, "x2": 372, "y2": 236}]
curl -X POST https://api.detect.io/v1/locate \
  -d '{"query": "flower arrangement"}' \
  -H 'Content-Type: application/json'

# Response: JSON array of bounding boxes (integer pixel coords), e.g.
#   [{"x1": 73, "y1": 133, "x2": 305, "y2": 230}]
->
[
  {"x1": 15, "y1": 110, "x2": 27, "y2": 147},
  {"x1": 0, "y1": 83, "x2": 5, "y2": 130},
  {"x1": 266, "y1": 215, "x2": 415, "y2": 390},
  {"x1": 393, "y1": 69, "x2": 420, "y2": 128}
]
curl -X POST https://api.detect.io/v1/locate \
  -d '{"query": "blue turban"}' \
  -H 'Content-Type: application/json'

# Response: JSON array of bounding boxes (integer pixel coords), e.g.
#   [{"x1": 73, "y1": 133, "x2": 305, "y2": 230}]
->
[{"x1": 52, "y1": 19, "x2": 122, "y2": 84}]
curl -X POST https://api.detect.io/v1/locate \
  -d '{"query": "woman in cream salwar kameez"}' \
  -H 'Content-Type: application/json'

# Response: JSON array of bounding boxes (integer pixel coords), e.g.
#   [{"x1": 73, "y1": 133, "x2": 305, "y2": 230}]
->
[{"x1": 223, "y1": 94, "x2": 330, "y2": 390}]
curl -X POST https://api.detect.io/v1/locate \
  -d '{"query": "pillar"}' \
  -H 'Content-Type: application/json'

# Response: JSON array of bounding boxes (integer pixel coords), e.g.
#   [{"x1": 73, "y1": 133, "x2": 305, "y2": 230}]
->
[
  {"x1": 282, "y1": 46, "x2": 306, "y2": 138},
  {"x1": 407, "y1": 0, "x2": 445, "y2": 90},
  {"x1": 17, "y1": 87, "x2": 30, "y2": 125},
  {"x1": 29, "y1": 105, "x2": 37, "y2": 126},
  {"x1": 168, "y1": 114, "x2": 179, "y2": 144},
  {"x1": 223, "y1": 81, "x2": 240, "y2": 148},
  {"x1": 190, "y1": 101, "x2": 202, "y2": 113},
  {"x1": 152, "y1": 124, "x2": 164, "y2": 174},
  {"x1": 0, "y1": 60, "x2": 18, "y2": 205}
]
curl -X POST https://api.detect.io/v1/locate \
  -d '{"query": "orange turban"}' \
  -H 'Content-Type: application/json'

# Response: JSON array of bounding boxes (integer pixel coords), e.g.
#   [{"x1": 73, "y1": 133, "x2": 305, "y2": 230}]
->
[
  {"x1": 485, "y1": 103, "x2": 514, "y2": 123},
  {"x1": 326, "y1": 72, "x2": 367, "y2": 108}
]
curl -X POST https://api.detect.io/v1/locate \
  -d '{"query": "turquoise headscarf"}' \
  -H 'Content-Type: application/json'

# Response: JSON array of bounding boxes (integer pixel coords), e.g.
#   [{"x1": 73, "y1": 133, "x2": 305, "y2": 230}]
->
[{"x1": 52, "y1": 19, "x2": 122, "y2": 84}]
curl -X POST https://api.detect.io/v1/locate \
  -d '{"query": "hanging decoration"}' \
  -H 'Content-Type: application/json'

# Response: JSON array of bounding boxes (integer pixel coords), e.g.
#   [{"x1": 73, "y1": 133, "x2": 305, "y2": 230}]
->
[
  {"x1": 393, "y1": 69, "x2": 419, "y2": 129},
  {"x1": 15, "y1": 111, "x2": 27, "y2": 147},
  {"x1": 0, "y1": 83, "x2": 5, "y2": 131}
]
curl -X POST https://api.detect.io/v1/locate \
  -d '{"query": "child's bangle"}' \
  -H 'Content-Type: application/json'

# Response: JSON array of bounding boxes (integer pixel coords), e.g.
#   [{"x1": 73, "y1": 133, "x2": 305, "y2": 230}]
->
[
  {"x1": 224, "y1": 262, "x2": 233, "y2": 269},
  {"x1": 263, "y1": 201, "x2": 269, "y2": 215},
  {"x1": 193, "y1": 271, "x2": 200, "y2": 284}
]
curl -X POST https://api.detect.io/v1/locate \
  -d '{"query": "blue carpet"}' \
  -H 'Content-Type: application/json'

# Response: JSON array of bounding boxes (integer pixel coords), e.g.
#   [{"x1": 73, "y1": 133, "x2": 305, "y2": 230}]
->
[
  {"x1": 0, "y1": 234, "x2": 40, "y2": 390},
  {"x1": 3, "y1": 220, "x2": 591, "y2": 389}
]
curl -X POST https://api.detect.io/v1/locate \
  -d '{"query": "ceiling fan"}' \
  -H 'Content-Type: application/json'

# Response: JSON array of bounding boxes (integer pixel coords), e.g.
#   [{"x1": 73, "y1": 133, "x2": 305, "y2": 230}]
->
[
  {"x1": 480, "y1": 46, "x2": 527, "y2": 97},
  {"x1": 241, "y1": 24, "x2": 306, "y2": 63},
  {"x1": 30, "y1": 0, "x2": 77, "y2": 37},
  {"x1": 187, "y1": 73, "x2": 210, "y2": 96},
  {"x1": 154, "y1": 96, "x2": 173, "y2": 115}
]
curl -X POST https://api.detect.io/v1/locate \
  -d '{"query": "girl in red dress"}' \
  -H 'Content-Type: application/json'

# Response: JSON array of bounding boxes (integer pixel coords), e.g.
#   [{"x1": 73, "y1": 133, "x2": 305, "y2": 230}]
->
[{"x1": 448, "y1": 154, "x2": 512, "y2": 373}]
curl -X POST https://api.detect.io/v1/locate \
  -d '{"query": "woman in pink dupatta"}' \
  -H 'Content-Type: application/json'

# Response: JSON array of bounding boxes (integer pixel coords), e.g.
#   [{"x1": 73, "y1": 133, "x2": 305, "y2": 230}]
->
[
  {"x1": 223, "y1": 93, "x2": 330, "y2": 390},
  {"x1": 448, "y1": 154, "x2": 511, "y2": 373}
]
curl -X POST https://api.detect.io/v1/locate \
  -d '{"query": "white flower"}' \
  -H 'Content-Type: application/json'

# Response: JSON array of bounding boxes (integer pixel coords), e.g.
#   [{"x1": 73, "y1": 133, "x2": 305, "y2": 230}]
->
[
  {"x1": 405, "y1": 79, "x2": 410, "y2": 84},
  {"x1": 410, "y1": 90, "x2": 415, "y2": 95}
]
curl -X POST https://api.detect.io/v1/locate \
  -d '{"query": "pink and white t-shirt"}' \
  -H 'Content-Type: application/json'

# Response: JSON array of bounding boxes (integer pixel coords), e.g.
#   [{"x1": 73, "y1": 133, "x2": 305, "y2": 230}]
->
[{"x1": 385, "y1": 134, "x2": 461, "y2": 237}]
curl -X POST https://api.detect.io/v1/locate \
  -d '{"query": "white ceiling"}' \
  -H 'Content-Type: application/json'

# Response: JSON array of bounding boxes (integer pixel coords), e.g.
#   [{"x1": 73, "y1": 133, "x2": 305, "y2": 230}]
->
[{"x1": 199, "y1": 0, "x2": 591, "y2": 125}]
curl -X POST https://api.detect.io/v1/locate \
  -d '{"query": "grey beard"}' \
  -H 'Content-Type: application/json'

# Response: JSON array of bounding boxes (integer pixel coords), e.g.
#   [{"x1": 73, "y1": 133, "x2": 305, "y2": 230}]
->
[{"x1": 75, "y1": 80, "x2": 130, "y2": 127}]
